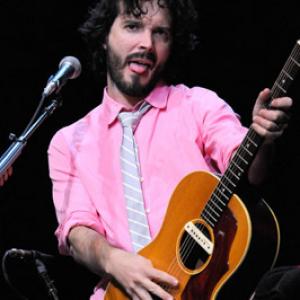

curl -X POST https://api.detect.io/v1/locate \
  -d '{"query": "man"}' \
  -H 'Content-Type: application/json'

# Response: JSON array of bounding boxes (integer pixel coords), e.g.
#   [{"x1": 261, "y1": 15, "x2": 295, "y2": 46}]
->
[{"x1": 47, "y1": 0, "x2": 292, "y2": 299}]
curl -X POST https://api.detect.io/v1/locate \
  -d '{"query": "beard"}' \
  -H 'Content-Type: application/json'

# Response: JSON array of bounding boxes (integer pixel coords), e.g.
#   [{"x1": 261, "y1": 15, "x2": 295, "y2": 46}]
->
[{"x1": 106, "y1": 44, "x2": 165, "y2": 98}]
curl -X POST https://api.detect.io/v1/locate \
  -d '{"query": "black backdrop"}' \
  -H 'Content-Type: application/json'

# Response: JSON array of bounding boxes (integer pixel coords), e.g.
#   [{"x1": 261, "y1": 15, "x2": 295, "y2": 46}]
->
[{"x1": 0, "y1": 1, "x2": 299, "y2": 299}]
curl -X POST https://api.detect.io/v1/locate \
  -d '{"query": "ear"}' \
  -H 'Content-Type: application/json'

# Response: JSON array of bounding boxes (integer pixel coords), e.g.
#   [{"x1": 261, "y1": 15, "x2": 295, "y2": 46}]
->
[{"x1": 103, "y1": 36, "x2": 108, "y2": 50}]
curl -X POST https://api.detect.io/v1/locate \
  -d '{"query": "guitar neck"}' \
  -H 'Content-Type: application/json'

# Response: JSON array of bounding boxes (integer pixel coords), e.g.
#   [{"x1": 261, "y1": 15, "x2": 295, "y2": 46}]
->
[{"x1": 201, "y1": 40, "x2": 300, "y2": 228}]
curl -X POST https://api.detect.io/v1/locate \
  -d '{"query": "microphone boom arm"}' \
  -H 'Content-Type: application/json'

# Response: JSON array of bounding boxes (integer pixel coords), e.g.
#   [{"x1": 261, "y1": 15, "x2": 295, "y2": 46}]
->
[{"x1": 0, "y1": 98, "x2": 61, "y2": 177}]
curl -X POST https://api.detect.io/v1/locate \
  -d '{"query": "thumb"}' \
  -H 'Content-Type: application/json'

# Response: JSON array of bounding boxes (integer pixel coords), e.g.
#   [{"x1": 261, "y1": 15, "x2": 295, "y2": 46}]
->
[
  {"x1": 252, "y1": 88, "x2": 272, "y2": 118},
  {"x1": 256, "y1": 88, "x2": 271, "y2": 108}
]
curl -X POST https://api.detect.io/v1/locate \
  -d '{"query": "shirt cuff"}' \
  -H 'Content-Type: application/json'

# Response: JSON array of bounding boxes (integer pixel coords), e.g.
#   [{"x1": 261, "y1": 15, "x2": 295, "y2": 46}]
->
[{"x1": 55, "y1": 211, "x2": 105, "y2": 255}]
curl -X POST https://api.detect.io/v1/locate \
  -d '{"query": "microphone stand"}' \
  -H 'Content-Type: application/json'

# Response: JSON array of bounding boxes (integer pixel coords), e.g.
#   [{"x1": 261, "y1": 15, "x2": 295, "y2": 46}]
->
[
  {"x1": 0, "y1": 97, "x2": 61, "y2": 177},
  {"x1": 35, "y1": 258, "x2": 59, "y2": 300}
]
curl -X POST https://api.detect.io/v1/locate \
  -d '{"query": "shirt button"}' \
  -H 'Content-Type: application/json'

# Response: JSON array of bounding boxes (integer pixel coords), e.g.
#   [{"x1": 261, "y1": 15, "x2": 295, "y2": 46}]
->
[
  {"x1": 140, "y1": 177, "x2": 144, "y2": 183},
  {"x1": 145, "y1": 208, "x2": 150, "y2": 214}
]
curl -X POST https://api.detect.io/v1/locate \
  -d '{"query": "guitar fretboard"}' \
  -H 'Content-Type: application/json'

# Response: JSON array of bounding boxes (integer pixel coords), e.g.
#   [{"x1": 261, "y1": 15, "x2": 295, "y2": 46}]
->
[{"x1": 201, "y1": 40, "x2": 300, "y2": 228}]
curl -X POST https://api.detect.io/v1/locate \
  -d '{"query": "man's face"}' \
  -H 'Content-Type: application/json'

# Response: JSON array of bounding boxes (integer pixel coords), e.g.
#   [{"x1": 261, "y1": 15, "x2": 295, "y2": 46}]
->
[{"x1": 105, "y1": 0, "x2": 172, "y2": 99}]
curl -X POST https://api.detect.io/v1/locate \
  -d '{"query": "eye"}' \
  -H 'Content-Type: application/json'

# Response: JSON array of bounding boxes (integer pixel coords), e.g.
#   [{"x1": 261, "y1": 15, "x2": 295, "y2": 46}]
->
[
  {"x1": 154, "y1": 28, "x2": 170, "y2": 41},
  {"x1": 124, "y1": 22, "x2": 141, "y2": 32},
  {"x1": 156, "y1": 28, "x2": 166, "y2": 35}
]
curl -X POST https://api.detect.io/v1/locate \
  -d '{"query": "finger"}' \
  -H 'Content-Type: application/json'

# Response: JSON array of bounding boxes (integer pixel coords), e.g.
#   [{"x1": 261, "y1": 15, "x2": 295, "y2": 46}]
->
[
  {"x1": 256, "y1": 88, "x2": 271, "y2": 107},
  {"x1": 133, "y1": 284, "x2": 152, "y2": 300},
  {"x1": 149, "y1": 269, "x2": 178, "y2": 288},
  {"x1": 252, "y1": 123, "x2": 283, "y2": 141},
  {"x1": 253, "y1": 115, "x2": 282, "y2": 133},
  {"x1": 269, "y1": 96, "x2": 293, "y2": 112},
  {"x1": 256, "y1": 108, "x2": 290, "y2": 126},
  {"x1": 143, "y1": 279, "x2": 174, "y2": 300}
]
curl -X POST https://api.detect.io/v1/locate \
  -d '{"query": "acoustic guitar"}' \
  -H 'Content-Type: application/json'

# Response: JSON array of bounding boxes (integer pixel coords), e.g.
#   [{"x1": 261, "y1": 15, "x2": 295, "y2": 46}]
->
[{"x1": 104, "y1": 40, "x2": 300, "y2": 299}]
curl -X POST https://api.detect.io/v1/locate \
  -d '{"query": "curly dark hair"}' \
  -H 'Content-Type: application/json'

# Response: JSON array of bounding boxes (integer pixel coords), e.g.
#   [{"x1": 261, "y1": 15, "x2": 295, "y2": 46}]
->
[{"x1": 79, "y1": 0, "x2": 199, "y2": 84}]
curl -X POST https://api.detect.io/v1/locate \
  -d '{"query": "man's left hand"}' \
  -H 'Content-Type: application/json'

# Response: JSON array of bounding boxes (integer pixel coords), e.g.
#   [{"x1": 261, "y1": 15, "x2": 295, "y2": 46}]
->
[{"x1": 252, "y1": 88, "x2": 293, "y2": 142}]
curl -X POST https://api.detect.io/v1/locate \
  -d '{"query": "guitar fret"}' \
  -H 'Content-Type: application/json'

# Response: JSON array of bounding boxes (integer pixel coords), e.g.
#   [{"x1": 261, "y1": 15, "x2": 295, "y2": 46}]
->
[
  {"x1": 231, "y1": 160, "x2": 244, "y2": 173},
  {"x1": 211, "y1": 209, "x2": 221, "y2": 218},
  {"x1": 210, "y1": 197, "x2": 224, "y2": 212},
  {"x1": 235, "y1": 153, "x2": 248, "y2": 165},
  {"x1": 202, "y1": 214, "x2": 215, "y2": 228},
  {"x1": 212, "y1": 193, "x2": 227, "y2": 206},
  {"x1": 291, "y1": 56, "x2": 300, "y2": 67},
  {"x1": 282, "y1": 69, "x2": 293, "y2": 80},
  {"x1": 246, "y1": 135, "x2": 258, "y2": 147},
  {"x1": 247, "y1": 137, "x2": 258, "y2": 148},
  {"x1": 204, "y1": 208, "x2": 218, "y2": 222},
  {"x1": 216, "y1": 185, "x2": 231, "y2": 200},
  {"x1": 207, "y1": 201, "x2": 222, "y2": 218},
  {"x1": 223, "y1": 174, "x2": 237, "y2": 188},
  {"x1": 206, "y1": 202, "x2": 221, "y2": 217},
  {"x1": 275, "y1": 81, "x2": 287, "y2": 94},
  {"x1": 219, "y1": 182, "x2": 233, "y2": 194},
  {"x1": 277, "y1": 77, "x2": 288, "y2": 86},
  {"x1": 241, "y1": 144, "x2": 254, "y2": 156},
  {"x1": 228, "y1": 167, "x2": 240, "y2": 180}
]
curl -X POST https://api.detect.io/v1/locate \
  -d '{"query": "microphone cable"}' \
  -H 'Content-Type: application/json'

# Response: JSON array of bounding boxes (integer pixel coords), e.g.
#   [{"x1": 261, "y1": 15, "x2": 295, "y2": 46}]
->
[
  {"x1": 1, "y1": 248, "x2": 59, "y2": 300},
  {"x1": 2, "y1": 249, "x2": 28, "y2": 300}
]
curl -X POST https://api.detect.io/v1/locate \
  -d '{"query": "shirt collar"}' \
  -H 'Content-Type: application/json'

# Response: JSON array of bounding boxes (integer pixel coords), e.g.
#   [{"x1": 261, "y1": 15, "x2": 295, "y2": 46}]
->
[{"x1": 102, "y1": 83, "x2": 170, "y2": 126}]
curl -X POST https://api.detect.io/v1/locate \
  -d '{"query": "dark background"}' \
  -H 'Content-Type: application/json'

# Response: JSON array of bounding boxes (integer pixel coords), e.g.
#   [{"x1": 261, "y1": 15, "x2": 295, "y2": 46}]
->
[{"x1": 0, "y1": 1, "x2": 299, "y2": 299}]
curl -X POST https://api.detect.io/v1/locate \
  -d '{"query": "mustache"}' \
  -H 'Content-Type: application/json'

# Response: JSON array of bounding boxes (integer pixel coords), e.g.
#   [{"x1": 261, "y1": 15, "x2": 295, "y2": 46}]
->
[{"x1": 125, "y1": 52, "x2": 157, "y2": 65}]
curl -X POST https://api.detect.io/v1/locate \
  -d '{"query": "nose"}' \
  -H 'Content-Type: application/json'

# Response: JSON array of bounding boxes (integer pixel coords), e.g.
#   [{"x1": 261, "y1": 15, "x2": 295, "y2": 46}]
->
[{"x1": 138, "y1": 30, "x2": 154, "y2": 51}]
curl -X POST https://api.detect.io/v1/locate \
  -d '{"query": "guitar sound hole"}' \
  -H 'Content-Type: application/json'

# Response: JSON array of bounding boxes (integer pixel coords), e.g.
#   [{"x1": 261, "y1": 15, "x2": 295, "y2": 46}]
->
[{"x1": 179, "y1": 226, "x2": 210, "y2": 271}]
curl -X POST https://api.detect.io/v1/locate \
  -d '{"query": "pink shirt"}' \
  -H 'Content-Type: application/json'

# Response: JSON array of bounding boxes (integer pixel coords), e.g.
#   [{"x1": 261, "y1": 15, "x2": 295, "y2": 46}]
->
[{"x1": 48, "y1": 83, "x2": 247, "y2": 299}]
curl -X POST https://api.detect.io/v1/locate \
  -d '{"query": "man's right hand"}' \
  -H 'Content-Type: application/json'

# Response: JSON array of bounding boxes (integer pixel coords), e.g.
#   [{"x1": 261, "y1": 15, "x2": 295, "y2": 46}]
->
[
  {"x1": 69, "y1": 226, "x2": 178, "y2": 299},
  {"x1": 105, "y1": 248, "x2": 178, "y2": 300}
]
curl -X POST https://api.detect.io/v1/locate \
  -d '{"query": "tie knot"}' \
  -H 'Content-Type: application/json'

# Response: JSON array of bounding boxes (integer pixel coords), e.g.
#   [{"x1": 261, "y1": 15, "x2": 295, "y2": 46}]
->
[
  {"x1": 118, "y1": 102, "x2": 151, "y2": 130},
  {"x1": 118, "y1": 111, "x2": 140, "y2": 128}
]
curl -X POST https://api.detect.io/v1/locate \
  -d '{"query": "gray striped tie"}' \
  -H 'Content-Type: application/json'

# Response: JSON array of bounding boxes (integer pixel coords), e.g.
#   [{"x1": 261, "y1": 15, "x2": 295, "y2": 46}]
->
[{"x1": 118, "y1": 102, "x2": 152, "y2": 252}]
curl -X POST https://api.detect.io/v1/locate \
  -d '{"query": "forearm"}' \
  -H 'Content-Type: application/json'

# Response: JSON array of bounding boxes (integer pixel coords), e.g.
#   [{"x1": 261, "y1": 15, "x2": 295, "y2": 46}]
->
[
  {"x1": 247, "y1": 141, "x2": 275, "y2": 186},
  {"x1": 68, "y1": 226, "x2": 114, "y2": 277}
]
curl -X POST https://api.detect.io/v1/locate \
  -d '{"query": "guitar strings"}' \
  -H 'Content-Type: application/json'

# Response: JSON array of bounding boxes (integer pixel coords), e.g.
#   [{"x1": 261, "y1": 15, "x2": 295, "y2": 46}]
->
[{"x1": 271, "y1": 43, "x2": 300, "y2": 99}]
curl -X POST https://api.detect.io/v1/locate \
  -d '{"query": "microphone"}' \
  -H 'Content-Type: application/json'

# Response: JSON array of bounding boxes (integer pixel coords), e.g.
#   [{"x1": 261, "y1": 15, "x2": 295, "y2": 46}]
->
[
  {"x1": 43, "y1": 56, "x2": 81, "y2": 97},
  {"x1": 7, "y1": 248, "x2": 55, "y2": 261}
]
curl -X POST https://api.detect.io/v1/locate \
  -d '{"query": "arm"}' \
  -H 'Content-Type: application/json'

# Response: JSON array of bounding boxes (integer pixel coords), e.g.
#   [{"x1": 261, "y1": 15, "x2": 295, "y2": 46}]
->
[
  {"x1": 68, "y1": 226, "x2": 178, "y2": 300},
  {"x1": 247, "y1": 88, "x2": 292, "y2": 185}
]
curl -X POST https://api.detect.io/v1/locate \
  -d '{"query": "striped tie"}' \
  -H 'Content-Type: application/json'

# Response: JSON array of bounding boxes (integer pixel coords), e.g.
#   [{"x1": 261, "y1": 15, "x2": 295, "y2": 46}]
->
[{"x1": 118, "y1": 102, "x2": 152, "y2": 252}]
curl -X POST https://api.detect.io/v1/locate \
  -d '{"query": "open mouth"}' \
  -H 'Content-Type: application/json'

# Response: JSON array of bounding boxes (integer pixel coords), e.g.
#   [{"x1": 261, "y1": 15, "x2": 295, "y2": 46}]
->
[
  {"x1": 127, "y1": 54, "x2": 155, "y2": 75},
  {"x1": 127, "y1": 57, "x2": 154, "y2": 74}
]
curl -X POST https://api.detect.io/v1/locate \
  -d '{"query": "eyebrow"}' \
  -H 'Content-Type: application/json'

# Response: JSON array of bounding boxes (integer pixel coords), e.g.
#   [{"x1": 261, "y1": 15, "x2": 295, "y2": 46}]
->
[{"x1": 121, "y1": 15, "x2": 171, "y2": 29}]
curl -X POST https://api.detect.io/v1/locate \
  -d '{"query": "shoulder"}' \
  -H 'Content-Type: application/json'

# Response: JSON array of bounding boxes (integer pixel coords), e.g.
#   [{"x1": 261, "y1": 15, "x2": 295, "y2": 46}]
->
[
  {"x1": 168, "y1": 84, "x2": 222, "y2": 104},
  {"x1": 48, "y1": 103, "x2": 103, "y2": 152},
  {"x1": 168, "y1": 83, "x2": 233, "y2": 113}
]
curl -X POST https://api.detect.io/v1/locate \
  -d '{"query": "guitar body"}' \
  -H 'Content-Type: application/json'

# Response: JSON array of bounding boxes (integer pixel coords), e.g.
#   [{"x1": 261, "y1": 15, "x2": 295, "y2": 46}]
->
[{"x1": 104, "y1": 171, "x2": 280, "y2": 299}]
